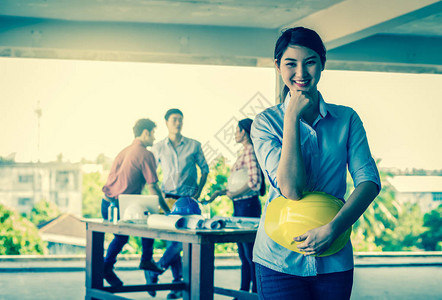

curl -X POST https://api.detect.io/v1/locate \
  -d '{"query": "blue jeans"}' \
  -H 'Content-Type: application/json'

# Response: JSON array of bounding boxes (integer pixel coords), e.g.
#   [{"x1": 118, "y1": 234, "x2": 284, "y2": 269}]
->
[
  {"x1": 101, "y1": 199, "x2": 154, "y2": 266},
  {"x1": 147, "y1": 241, "x2": 182, "y2": 282},
  {"x1": 160, "y1": 241, "x2": 182, "y2": 281},
  {"x1": 255, "y1": 263, "x2": 353, "y2": 300},
  {"x1": 155, "y1": 193, "x2": 184, "y2": 282},
  {"x1": 233, "y1": 195, "x2": 262, "y2": 293}
]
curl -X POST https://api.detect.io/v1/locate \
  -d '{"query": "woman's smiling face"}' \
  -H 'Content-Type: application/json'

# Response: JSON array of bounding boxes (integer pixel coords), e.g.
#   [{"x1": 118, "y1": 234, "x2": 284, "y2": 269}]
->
[{"x1": 276, "y1": 45, "x2": 323, "y2": 94}]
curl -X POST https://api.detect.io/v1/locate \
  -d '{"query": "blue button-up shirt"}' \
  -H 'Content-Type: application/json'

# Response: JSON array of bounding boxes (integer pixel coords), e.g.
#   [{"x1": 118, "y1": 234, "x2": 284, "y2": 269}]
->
[
  {"x1": 250, "y1": 93, "x2": 381, "y2": 276},
  {"x1": 152, "y1": 136, "x2": 209, "y2": 197}
]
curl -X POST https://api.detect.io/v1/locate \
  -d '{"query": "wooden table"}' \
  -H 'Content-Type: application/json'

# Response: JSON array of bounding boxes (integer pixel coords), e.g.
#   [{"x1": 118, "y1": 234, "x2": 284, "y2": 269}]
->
[{"x1": 84, "y1": 219, "x2": 258, "y2": 300}]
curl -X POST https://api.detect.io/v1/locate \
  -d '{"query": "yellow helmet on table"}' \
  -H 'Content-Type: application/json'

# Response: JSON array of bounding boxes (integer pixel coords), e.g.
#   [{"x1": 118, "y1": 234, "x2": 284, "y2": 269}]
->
[{"x1": 264, "y1": 192, "x2": 351, "y2": 257}]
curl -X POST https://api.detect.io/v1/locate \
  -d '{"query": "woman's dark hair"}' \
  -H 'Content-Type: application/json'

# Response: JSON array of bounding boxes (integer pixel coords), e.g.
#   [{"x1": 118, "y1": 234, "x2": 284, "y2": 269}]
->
[
  {"x1": 238, "y1": 118, "x2": 253, "y2": 137},
  {"x1": 133, "y1": 118, "x2": 156, "y2": 137},
  {"x1": 274, "y1": 27, "x2": 326, "y2": 102},
  {"x1": 164, "y1": 108, "x2": 183, "y2": 121},
  {"x1": 238, "y1": 118, "x2": 266, "y2": 196}
]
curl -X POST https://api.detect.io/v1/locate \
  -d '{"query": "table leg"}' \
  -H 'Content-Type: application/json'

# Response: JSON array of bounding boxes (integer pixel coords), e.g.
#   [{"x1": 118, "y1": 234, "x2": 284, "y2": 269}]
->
[
  {"x1": 182, "y1": 242, "x2": 215, "y2": 300},
  {"x1": 85, "y1": 226, "x2": 104, "y2": 300},
  {"x1": 182, "y1": 243, "x2": 190, "y2": 300}
]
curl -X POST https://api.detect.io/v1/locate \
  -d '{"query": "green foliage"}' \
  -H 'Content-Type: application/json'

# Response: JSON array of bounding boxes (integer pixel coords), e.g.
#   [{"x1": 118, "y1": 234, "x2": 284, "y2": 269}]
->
[
  {"x1": 420, "y1": 204, "x2": 442, "y2": 251},
  {"x1": 199, "y1": 157, "x2": 238, "y2": 253},
  {"x1": 81, "y1": 153, "x2": 113, "y2": 218},
  {"x1": 350, "y1": 231, "x2": 382, "y2": 252},
  {"x1": 125, "y1": 237, "x2": 144, "y2": 255},
  {"x1": 0, "y1": 156, "x2": 14, "y2": 165},
  {"x1": 349, "y1": 162, "x2": 403, "y2": 251},
  {"x1": 82, "y1": 171, "x2": 106, "y2": 218},
  {"x1": 201, "y1": 156, "x2": 233, "y2": 218},
  {"x1": 215, "y1": 243, "x2": 237, "y2": 254},
  {"x1": 375, "y1": 203, "x2": 425, "y2": 251},
  {"x1": 117, "y1": 237, "x2": 166, "y2": 255},
  {"x1": 119, "y1": 237, "x2": 166, "y2": 255},
  {"x1": 95, "y1": 153, "x2": 113, "y2": 171},
  {"x1": 30, "y1": 200, "x2": 61, "y2": 226},
  {"x1": 200, "y1": 156, "x2": 230, "y2": 201},
  {"x1": 0, "y1": 204, "x2": 47, "y2": 255},
  {"x1": 347, "y1": 161, "x2": 436, "y2": 252},
  {"x1": 56, "y1": 153, "x2": 64, "y2": 162}
]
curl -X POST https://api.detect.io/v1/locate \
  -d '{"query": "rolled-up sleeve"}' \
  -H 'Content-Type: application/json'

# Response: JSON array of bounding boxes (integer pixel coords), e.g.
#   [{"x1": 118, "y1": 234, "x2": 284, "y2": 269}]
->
[
  {"x1": 347, "y1": 110, "x2": 381, "y2": 192},
  {"x1": 244, "y1": 146, "x2": 261, "y2": 191},
  {"x1": 251, "y1": 114, "x2": 282, "y2": 196}
]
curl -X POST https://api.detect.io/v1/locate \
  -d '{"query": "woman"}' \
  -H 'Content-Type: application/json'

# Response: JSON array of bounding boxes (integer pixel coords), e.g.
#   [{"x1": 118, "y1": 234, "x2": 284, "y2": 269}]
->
[
  {"x1": 209, "y1": 118, "x2": 265, "y2": 294},
  {"x1": 250, "y1": 27, "x2": 381, "y2": 299}
]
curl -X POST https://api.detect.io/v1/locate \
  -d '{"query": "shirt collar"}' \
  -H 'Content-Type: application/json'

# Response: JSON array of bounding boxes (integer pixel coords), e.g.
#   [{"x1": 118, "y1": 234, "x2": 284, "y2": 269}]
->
[{"x1": 166, "y1": 135, "x2": 186, "y2": 147}]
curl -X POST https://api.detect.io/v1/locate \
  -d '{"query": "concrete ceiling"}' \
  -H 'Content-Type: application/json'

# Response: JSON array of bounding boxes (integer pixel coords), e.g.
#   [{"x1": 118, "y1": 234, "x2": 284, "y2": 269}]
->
[{"x1": 1, "y1": 0, "x2": 441, "y2": 73}]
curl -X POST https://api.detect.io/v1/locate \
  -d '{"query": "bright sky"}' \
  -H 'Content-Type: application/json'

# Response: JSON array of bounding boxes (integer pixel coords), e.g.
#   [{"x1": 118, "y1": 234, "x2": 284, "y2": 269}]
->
[{"x1": 1, "y1": 57, "x2": 441, "y2": 170}]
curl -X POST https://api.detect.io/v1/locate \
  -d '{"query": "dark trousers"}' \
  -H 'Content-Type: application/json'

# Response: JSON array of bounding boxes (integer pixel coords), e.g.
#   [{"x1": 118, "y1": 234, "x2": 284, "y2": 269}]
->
[
  {"x1": 162, "y1": 193, "x2": 184, "y2": 281},
  {"x1": 101, "y1": 199, "x2": 154, "y2": 266},
  {"x1": 233, "y1": 195, "x2": 262, "y2": 293},
  {"x1": 256, "y1": 263, "x2": 354, "y2": 300}
]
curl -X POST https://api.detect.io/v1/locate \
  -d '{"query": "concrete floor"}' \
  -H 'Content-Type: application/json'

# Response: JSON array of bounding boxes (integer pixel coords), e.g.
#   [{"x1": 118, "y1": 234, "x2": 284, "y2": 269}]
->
[{"x1": 1, "y1": 265, "x2": 442, "y2": 300}]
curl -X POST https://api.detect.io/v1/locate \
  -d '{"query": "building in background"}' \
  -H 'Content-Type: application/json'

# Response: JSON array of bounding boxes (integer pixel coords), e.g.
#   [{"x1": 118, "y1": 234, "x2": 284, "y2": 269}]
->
[
  {"x1": 0, "y1": 162, "x2": 82, "y2": 216},
  {"x1": 388, "y1": 176, "x2": 442, "y2": 212},
  {"x1": 38, "y1": 213, "x2": 86, "y2": 254}
]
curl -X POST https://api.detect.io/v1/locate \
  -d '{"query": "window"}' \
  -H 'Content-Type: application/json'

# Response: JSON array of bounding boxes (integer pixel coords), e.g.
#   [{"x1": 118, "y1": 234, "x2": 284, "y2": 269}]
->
[
  {"x1": 18, "y1": 174, "x2": 33, "y2": 183},
  {"x1": 18, "y1": 197, "x2": 32, "y2": 206},
  {"x1": 432, "y1": 192, "x2": 442, "y2": 201},
  {"x1": 56, "y1": 171, "x2": 70, "y2": 188}
]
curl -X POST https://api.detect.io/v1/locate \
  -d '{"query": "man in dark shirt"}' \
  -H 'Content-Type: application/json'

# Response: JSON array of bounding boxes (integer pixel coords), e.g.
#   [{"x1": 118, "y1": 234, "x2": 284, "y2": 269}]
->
[{"x1": 101, "y1": 118, "x2": 170, "y2": 287}]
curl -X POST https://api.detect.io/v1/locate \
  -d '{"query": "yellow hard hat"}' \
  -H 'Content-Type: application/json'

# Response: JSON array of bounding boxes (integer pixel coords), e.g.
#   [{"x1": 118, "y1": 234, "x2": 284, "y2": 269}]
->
[{"x1": 264, "y1": 192, "x2": 351, "y2": 257}]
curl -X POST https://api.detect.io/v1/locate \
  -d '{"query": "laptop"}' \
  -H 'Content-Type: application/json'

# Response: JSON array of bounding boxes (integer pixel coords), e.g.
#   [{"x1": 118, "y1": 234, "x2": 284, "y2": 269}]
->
[{"x1": 118, "y1": 194, "x2": 160, "y2": 221}]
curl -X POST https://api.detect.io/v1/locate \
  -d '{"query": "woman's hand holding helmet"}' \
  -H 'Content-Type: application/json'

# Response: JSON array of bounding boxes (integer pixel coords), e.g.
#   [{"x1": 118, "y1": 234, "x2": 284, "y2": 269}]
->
[{"x1": 294, "y1": 223, "x2": 337, "y2": 256}]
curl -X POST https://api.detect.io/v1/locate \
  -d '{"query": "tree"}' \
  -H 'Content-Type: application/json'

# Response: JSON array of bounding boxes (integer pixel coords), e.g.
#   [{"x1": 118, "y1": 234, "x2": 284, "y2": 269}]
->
[
  {"x1": 81, "y1": 153, "x2": 115, "y2": 218},
  {"x1": 0, "y1": 156, "x2": 14, "y2": 165},
  {"x1": 56, "y1": 153, "x2": 64, "y2": 162},
  {"x1": 82, "y1": 171, "x2": 106, "y2": 218},
  {"x1": 30, "y1": 200, "x2": 61, "y2": 226},
  {"x1": 0, "y1": 204, "x2": 47, "y2": 255},
  {"x1": 96, "y1": 153, "x2": 113, "y2": 171},
  {"x1": 420, "y1": 204, "x2": 442, "y2": 251},
  {"x1": 375, "y1": 203, "x2": 425, "y2": 251},
  {"x1": 199, "y1": 156, "x2": 255, "y2": 254},
  {"x1": 348, "y1": 161, "x2": 402, "y2": 251},
  {"x1": 200, "y1": 156, "x2": 233, "y2": 218}
]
